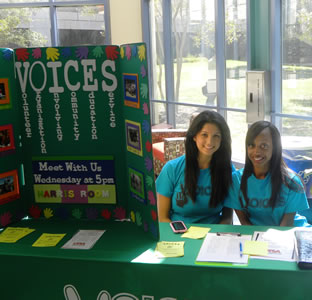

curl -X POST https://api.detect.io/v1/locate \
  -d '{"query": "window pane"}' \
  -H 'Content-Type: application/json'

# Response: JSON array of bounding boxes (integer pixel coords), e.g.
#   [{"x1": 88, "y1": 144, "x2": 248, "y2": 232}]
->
[
  {"x1": 282, "y1": 117, "x2": 312, "y2": 137},
  {"x1": 176, "y1": 106, "x2": 202, "y2": 129},
  {"x1": 151, "y1": 102, "x2": 199, "y2": 130},
  {"x1": 282, "y1": 0, "x2": 312, "y2": 116},
  {"x1": 0, "y1": 0, "x2": 47, "y2": 2},
  {"x1": 0, "y1": 8, "x2": 50, "y2": 48},
  {"x1": 225, "y1": 0, "x2": 247, "y2": 162},
  {"x1": 227, "y1": 111, "x2": 247, "y2": 163},
  {"x1": 151, "y1": 102, "x2": 167, "y2": 126},
  {"x1": 225, "y1": 0, "x2": 247, "y2": 109},
  {"x1": 281, "y1": 118, "x2": 312, "y2": 199},
  {"x1": 282, "y1": 117, "x2": 312, "y2": 188},
  {"x1": 55, "y1": 0, "x2": 91, "y2": 1},
  {"x1": 171, "y1": 0, "x2": 216, "y2": 105},
  {"x1": 56, "y1": 6, "x2": 105, "y2": 46},
  {"x1": 150, "y1": 0, "x2": 165, "y2": 101}
]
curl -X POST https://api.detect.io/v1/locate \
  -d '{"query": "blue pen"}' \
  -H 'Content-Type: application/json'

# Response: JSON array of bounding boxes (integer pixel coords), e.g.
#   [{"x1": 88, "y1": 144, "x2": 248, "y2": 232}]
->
[{"x1": 239, "y1": 242, "x2": 243, "y2": 257}]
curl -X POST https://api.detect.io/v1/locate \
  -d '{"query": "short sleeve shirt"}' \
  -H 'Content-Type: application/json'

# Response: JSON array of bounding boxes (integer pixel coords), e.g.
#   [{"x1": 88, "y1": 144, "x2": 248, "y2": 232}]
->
[
  {"x1": 224, "y1": 168, "x2": 309, "y2": 226},
  {"x1": 156, "y1": 155, "x2": 224, "y2": 224}
]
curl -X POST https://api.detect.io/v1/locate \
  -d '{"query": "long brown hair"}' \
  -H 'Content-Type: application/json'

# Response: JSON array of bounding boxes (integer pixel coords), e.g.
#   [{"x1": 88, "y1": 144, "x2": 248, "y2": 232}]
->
[
  {"x1": 240, "y1": 121, "x2": 303, "y2": 209},
  {"x1": 184, "y1": 110, "x2": 232, "y2": 207}
]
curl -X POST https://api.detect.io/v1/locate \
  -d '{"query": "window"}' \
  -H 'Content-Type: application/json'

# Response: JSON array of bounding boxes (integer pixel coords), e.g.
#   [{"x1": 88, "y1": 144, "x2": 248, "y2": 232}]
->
[
  {"x1": 280, "y1": 0, "x2": 312, "y2": 198},
  {"x1": 224, "y1": 0, "x2": 247, "y2": 161},
  {"x1": 148, "y1": 0, "x2": 217, "y2": 127},
  {"x1": 282, "y1": 0, "x2": 312, "y2": 136},
  {"x1": 0, "y1": 0, "x2": 109, "y2": 48},
  {"x1": 145, "y1": 0, "x2": 312, "y2": 164},
  {"x1": 145, "y1": 0, "x2": 247, "y2": 161}
]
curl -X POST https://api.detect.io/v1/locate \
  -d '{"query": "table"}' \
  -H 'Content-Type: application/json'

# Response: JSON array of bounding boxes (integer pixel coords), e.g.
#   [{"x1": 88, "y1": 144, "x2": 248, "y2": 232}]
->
[{"x1": 0, "y1": 219, "x2": 311, "y2": 300}]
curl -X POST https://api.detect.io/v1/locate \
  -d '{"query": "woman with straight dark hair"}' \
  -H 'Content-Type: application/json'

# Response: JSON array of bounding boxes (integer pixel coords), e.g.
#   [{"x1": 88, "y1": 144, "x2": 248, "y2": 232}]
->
[
  {"x1": 156, "y1": 110, "x2": 236, "y2": 224},
  {"x1": 225, "y1": 120, "x2": 309, "y2": 226}
]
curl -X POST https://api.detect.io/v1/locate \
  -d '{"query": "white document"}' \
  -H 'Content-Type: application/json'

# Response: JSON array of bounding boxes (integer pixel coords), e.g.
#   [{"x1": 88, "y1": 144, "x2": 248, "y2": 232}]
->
[
  {"x1": 62, "y1": 230, "x2": 105, "y2": 250},
  {"x1": 252, "y1": 229, "x2": 295, "y2": 261},
  {"x1": 196, "y1": 233, "x2": 252, "y2": 264}
]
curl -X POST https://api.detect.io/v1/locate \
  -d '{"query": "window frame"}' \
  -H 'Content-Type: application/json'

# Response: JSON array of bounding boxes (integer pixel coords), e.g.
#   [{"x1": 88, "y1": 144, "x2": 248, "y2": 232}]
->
[
  {"x1": 0, "y1": 0, "x2": 111, "y2": 47},
  {"x1": 143, "y1": 0, "x2": 312, "y2": 133},
  {"x1": 142, "y1": 0, "x2": 247, "y2": 128},
  {"x1": 270, "y1": 0, "x2": 312, "y2": 132}
]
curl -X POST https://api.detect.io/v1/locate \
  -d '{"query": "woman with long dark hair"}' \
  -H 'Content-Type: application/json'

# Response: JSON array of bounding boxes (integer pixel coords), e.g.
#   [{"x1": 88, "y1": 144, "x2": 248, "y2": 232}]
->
[
  {"x1": 225, "y1": 121, "x2": 309, "y2": 226},
  {"x1": 156, "y1": 110, "x2": 235, "y2": 224}
]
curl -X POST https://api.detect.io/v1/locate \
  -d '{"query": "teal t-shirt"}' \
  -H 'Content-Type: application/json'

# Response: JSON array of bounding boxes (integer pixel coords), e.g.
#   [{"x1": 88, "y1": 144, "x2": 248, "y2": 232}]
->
[
  {"x1": 156, "y1": 155, "x2": 235, "y2": 224},
  {"x1": 224, "y1": 168, "x2": 309, "y2": 226}
]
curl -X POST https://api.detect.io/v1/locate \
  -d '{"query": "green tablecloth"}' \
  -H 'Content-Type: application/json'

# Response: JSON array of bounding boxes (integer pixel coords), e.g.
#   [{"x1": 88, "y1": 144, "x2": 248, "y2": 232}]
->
[{"x1": 0, "y1": 219, "x2": 311, "y2": 300}]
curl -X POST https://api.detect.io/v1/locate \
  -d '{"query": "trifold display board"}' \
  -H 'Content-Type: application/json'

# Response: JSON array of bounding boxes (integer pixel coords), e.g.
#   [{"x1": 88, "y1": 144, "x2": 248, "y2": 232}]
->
[{"x1": 0, "y1": 43, "x2": 159, "y2": 239}]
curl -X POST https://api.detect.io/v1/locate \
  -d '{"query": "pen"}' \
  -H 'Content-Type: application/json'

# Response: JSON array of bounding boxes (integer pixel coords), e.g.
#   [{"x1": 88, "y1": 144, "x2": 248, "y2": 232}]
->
[
  {"x1": 239, "y1": 242, "x2": 243, "y2": 258},
  {"x1": 217, "y1": 232, "x2": 241, "y2": 236}
]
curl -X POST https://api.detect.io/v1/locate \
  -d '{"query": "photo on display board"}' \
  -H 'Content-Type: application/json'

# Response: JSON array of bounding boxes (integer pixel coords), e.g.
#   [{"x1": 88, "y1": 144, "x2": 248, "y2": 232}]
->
[
  {"x1": 0, "y1": 170, "x2": 20, "y2": 205},
  {"x1": 0, "y1": 78, "x2": 10, "y2": 106},
  {"x1": 123, "y1": 73, "x2": 140, "y2": 108},
  {"x1": 125, "y1": 120, "x2": 143, "y2": 156},
  {"x1": 129, "y1": 167, "x2": 146, "y2": 203},
  {"x1": 0, "y1": 124, "x2": 15, "y2": 154}
]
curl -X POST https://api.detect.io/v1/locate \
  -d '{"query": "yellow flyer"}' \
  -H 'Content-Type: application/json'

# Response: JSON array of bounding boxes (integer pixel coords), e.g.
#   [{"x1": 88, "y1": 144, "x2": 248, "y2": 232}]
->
[
  {"x1": 0, "y1": 227, "x2": 35, "y2": 243},
  {"x1": 32, "y1": 233, "x2": 66, "y2": 247}
]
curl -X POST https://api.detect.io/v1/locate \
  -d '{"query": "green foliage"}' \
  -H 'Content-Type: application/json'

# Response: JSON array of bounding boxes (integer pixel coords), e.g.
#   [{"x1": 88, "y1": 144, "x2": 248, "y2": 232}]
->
[
  {"x1": 0, "y1": 8, "x2": 47, "y2": 48},
  {"x1": 297, "y1": 9, "x2": 312, "y2": 43},
  {"x1": 193, "y1": 13, "x2": 246, "y2": 51},
  {"x1": 225, "y1": 18, "x2": 244, "y2": 45},
  {"x1": 193, "y1": 22, "x2": 215, "y2": 49},
  {"x1": 80, "y1": 6, "x2": 105, "y2": 38}
]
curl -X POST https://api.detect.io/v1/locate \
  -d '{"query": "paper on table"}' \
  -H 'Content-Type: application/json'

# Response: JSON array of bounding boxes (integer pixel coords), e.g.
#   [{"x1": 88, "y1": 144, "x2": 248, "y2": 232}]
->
[
  {"x1": 0, "y1": 227, "x2": 35, "y2": 243},
  {"x1": 62, "y1": 230, "x2": 105, "y2": 250},
  {"x1": 196, "y1": 233, "x2": 252, "y2": 264},
  {"x1": 155, "y1": 241, "x2": 185, "y2": 258},
  {"x1": 251, "y1": 229, "x2": 296, "y2": 261},
  {"x1": 181, "y1": 226, "x2": 211, "y2": 239},
  {"x1": 243, "y1": 240, "x2": 268, "y2": 256},
  {"x1": 32, "y1": 233, "x2": 66, "y2": 247}
]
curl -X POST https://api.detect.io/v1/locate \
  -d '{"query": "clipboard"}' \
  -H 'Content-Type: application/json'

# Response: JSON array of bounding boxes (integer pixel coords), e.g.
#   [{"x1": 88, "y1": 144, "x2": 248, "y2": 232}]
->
[{"x1": 195, "y1": 232, "x2": 252, "y2": 265}]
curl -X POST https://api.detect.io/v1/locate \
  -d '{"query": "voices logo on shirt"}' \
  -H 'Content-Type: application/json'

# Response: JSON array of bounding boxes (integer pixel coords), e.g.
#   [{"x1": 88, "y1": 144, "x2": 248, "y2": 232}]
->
[
  {"x1": 196, "y1": 185, "x2": 211, "y2": 196},
  {"x1": 248, "y1": 197, "x2": 286, "y2": 208},
  {"x1": 176, "y1": 184, "x2": 211, "y2": 207},
  {"x1": 176, "y1": 184, "x2": 187, "y2": 207}
]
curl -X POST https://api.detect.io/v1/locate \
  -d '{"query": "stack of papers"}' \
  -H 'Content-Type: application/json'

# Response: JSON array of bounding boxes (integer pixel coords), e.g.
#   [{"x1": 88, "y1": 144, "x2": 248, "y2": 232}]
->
[
  {"x1": 62, "y1": 230, "x2": 105, "y2": 250},
  {"x1": 196, "y1": 233, "x2": 252, "y2": 264},
  {"x1": 252, "y1": 229, "x2": 296, "y2": 261},
  {"x1": 0, "y1": 227, "x2": 35, "y2": 243}
]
